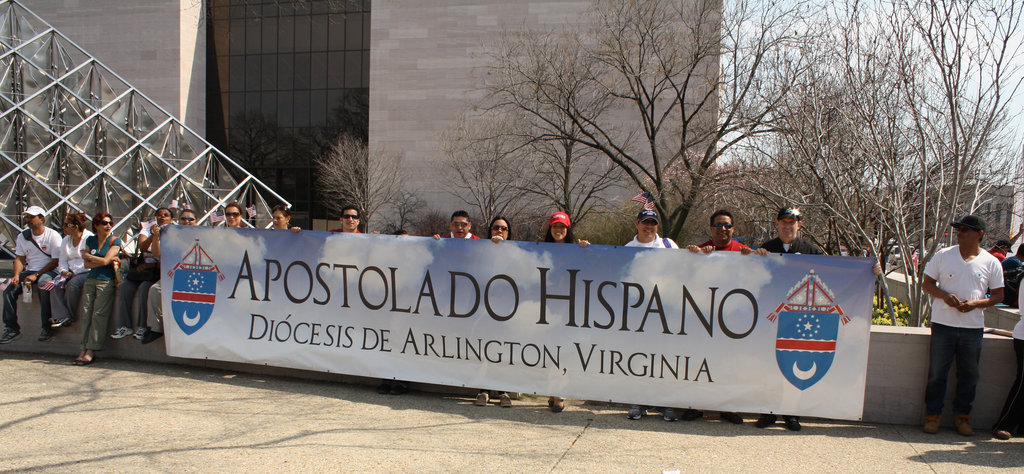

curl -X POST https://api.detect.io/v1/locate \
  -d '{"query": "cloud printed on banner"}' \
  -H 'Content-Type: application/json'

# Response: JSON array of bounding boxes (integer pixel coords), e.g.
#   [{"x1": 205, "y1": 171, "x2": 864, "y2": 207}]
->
[
  {"x1": 619, "y1": 249, "x2": 777, "y2": 336},
  {"x1": 317, "y1": 233, "x2": 436, "y2": 297},
  {"x1": 162, "y1": 227, "x2": 273, "y2": 315}
]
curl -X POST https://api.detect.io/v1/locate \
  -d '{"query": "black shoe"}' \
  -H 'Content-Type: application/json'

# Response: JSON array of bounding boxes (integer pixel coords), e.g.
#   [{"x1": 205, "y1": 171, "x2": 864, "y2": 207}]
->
[
  {"x1": 377, "y1": 381, "x2": 392, "y2": 394},
  {"x1": 755, "y1": 414, "x2": 777, "y2": 428},
  {"x1": 783, "y1": 415, "x2": 802, "y2": 431},
  {"x1": 38, "y1": 329, "x2": 53, "y2": 342},
  {"x1": 141, "y1": 331, "x2": 163, "y2": 345},
  {"x1": 0, "y1": 330, "x2": 21, "y2": 344},
  {"x1": 51, "y1": 316, "x2": 72, "y2": 328},
  {"x1": 720, "y1": 412, "x2": 744, "y2": 424},
  {"x1": 390, "y1": 381, "x2": 409, "y2": 395},
  {"x1": 680, "y1": 409, "x2": 704, "y2": 421}
]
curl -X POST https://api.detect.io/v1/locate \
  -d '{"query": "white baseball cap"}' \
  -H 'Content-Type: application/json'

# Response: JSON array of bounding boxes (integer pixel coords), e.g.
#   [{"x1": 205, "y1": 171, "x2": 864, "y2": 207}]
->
[{"x1": 23, "y1": 206, "x2": 46, "y2": 217}]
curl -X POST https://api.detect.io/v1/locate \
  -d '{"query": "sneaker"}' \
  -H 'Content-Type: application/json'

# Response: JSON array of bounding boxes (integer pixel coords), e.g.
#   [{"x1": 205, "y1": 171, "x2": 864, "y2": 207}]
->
[
  {"x1": 680, "y1": 409, "x2": 703, "y2": 421},
  {"x1": 498, "y1": 393, "x2": 512, "y2": 408},
  {"x1": 0, "y1": 330, "x2": 20, "y2": 344},
  {"x1": 38, "y1": 329, "x2": 53, "y2": 342},
  {"x1": 141, "y1": 331, "x2": 163, "y2": 345},
  {"x1": 783, "y1": 415, "x2": 802, "y2": 432},
  {"x1": 133, "y1": 327, "x2": 148, "y2": 340},
  {"x1": 475, "y1": 392, "x2": 490, "y2": 406},
  {"x1": 110, "y1": 326, "x2": 132, "y2": 339},
  {"x1": 627, "y1": 405, "x2": 646, "y2": 420},
  {"x1": 661, "y1": 407, "x2": 679, "y2": 422},
  {"x1": 390, "y1": 381, "x2": 409, "y2": 395},
  {"x1": 50, "y1": 316, "x2": 71, "y2": 328},
  {"x1": 954, "y1": 414, "x2": 973, "y2": 436},
  {"x1": 994, "y1": 429, "x2": 1012, "y2": 440},
  {"x1": 376, "y1": 381, "x2": 392, "y2": 394},
  {"x1": 755, "y1": 414, "x2": 778, "y2": 428},
  {"x1": 720, "y1": 412, "x2": 744, "y2": 425},
  {"x1": 923, "y1": 414, "x2": 939, "y2": 434}
]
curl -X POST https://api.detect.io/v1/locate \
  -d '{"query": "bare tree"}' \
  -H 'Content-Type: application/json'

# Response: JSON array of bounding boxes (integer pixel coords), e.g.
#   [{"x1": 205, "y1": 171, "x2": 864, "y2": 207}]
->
[
  {"x1": 486, "y1": 0, "x2": 812, "y2": 240},
  {"x1": 515, "y1": 135, "x2": 623, "y2": 226},
  {"x1": 314, "y1": 134, "x2": 407, "y2": 230},
  {"x1": 738, "y1": 0, "x2": 1024, "y2": 325},
  {"x1": 438, "y1": 115, "x2": 536, "y2": 226}
]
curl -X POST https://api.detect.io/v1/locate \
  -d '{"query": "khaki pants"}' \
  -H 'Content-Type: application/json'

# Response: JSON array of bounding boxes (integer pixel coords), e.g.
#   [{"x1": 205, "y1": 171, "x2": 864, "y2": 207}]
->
[{"x1": 79, "y1": 278, "x2": 116, "y2": 351}]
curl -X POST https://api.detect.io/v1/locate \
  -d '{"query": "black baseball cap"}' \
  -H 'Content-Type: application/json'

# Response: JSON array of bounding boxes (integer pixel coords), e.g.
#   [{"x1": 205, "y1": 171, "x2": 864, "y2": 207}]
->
[
  {"x1": 951, "y1": 215, "x2": 986, "y2": 232},
  {"x1": 636, "y1": 209, "x2": 660, "y2": 224},
  {"x1": 776, "y1": 207, "x2": 802, "y2": 221}
]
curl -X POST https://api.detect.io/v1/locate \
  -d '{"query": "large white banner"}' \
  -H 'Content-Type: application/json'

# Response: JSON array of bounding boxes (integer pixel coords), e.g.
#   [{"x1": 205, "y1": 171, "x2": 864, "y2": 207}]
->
[{"x1": 160, "y1": 227, "x2": 876, "y2": 420}]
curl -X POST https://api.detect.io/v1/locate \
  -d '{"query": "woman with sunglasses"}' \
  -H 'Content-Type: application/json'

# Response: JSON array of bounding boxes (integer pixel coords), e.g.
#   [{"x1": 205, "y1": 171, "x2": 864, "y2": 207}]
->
[
  {"x1": 540, "y1": 212, "x2": 589, "y2": 412},
  {"x1": 473, "y1": 216, "x2": 516, "y2": 407},
  {"x1": 48, "y1": 212, "x2": 94, "y2": 328},
  {"x1": 223, "y1": 202, "x2": 245, "y2": 228},
  {"x1": 73, "y1": 212, "x2": 123, "y2": 365},
  {"x1": 111, "y1": 208, "x2": 174, "y2": 340}
]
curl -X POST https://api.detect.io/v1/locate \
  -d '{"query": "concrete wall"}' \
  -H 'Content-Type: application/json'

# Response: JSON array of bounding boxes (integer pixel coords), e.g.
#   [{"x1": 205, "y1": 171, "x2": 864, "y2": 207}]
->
[
  {"x1": 26, "y1": 0, "x2": 206, "y2": 134},
  {"x1": 1, "y1": 294, "x2": 1016, "y2": 428},
  {"x1": 369, "y1": 0, "x2": 594, "y2": 214}
]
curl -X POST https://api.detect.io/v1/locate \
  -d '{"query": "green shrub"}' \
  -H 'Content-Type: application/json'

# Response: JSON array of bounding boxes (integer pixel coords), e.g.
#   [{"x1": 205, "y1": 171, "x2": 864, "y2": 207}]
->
[{"x1": 872, "y1": 295, "x2": 911, "y2": 326}]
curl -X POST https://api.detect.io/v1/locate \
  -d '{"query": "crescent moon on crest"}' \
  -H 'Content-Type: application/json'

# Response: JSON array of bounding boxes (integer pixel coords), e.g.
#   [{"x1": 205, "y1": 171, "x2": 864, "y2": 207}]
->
[{"x1": 793, "y1": 361, "x2": 817, "y2": 380}]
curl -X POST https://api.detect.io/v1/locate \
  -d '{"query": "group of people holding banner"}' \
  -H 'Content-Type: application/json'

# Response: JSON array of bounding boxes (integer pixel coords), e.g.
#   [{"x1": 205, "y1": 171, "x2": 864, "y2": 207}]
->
[{"x1": 2, "y1": 198, "x2": 1022, "y2": 441}]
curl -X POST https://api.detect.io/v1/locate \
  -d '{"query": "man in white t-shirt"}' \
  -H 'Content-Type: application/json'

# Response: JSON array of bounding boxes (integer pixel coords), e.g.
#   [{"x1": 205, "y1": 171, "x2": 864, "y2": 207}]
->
[
  {"x1": 921, "y1": 214, "x2": 1004, "y2": 436},
  {"x1": 624, "y1": 208, "x2": 679, "y2": 422},
  {"x1": 625, "y1": 209, "x2": 678, "y2": 249},
  {"x1": 1, "y1": 206, "x2": 62, "y2": 344}
]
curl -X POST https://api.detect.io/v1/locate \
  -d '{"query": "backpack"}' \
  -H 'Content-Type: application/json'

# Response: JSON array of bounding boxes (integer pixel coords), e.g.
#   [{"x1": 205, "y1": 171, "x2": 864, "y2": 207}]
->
[{"x1": 1003, "y1": 264, "x2": 1024, "y2": 307}]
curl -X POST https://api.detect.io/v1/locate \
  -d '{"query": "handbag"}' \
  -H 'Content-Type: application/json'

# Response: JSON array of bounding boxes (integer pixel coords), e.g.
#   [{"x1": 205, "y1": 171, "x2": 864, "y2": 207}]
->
[{"x1": 126, "y1": 236, "x2": 161, "y2": 282}]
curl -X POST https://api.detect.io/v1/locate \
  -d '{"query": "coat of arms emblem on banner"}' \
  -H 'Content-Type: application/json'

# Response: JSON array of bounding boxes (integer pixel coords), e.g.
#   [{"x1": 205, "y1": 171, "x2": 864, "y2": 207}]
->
[
  {"x1": 169, "y1": 239, "x2": 225, "y2": 335},
  {"x1": 767, "y1": 270, "x2": 849, "y2": 390}
]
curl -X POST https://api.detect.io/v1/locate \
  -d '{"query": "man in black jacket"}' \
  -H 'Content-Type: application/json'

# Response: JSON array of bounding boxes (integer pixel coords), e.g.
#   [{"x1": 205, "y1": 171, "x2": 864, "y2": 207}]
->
[
  {"x1": 759, "y1": 207, "x2": 823, "y2": 256},
  {"x1": 754, "y1": 207, "x2": 823, "y2": 431}
]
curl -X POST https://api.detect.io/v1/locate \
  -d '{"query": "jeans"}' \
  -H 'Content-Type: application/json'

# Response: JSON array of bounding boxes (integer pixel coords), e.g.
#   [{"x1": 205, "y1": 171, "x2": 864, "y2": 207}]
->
[
  {"x1": 147, "y1": 282, "x2": 163, "y2": 333},
  {"x1": 2, "y1": 270, "x2": 56, "y2": 333},
  {"x1": 925, "y1": 322, "x2": 983, "y2": 415},
  {"x1": 113, "y1": 279, "x2": 156, "y2": 330},
  {"x1": 993, "y1": 339, "x2": 1024, "y2": 434},
  {"x1": 49, "y1": 273, "x2": 89, "y2": 322}
]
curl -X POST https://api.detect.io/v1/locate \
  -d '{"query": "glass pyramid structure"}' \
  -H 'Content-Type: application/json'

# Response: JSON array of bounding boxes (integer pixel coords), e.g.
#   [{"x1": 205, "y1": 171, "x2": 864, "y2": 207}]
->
[{"x1": 0, "y1": 0, "x2": 288, "y2": 255}]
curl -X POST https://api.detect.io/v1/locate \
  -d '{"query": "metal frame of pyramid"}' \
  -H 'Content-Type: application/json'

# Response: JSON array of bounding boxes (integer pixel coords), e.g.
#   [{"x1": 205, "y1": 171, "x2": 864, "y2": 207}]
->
[{"x1": 0, "y1": 0, "x2": 289, "y2": 256}]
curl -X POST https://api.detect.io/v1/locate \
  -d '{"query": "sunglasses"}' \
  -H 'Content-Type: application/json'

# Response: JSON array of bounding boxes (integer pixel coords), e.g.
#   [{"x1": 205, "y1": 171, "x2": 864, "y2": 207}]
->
[
  {"x1": 451, "y1": 221, "x2": 470, "y2": 227},
  {"x1": 491, "y1": 225, "x2": 508, "y2": 231},
  {"x1": 711, "y1": 223, "x2": 734, "y2": 230},
  {"x1": 98, "y1": 220, "x2": 113, "y2": 226},
  {"x1": 225, "y1": 212, "x2": 241, "y2": 217},
  {"x1": 179, "y1": 217, "x2": 196, "y2": 222},
  {"x1": 640, "y1": 219, "x2": 658, "y2": 225},
  {"x1": 341, "y1": 214, "x2": 360, "y2": 220}
]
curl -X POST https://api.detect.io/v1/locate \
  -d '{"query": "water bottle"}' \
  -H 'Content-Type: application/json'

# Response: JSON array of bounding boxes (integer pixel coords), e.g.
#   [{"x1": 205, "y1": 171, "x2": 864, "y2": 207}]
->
[{"x1": 21, "y1": 281, "x2": 31, "y2": 303}]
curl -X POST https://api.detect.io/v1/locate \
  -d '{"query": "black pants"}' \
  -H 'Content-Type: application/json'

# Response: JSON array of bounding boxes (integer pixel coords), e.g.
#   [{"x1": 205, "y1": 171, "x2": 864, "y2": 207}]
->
[{"x1": 993, "y1": 339, "x2": 1024, "y2": 434}]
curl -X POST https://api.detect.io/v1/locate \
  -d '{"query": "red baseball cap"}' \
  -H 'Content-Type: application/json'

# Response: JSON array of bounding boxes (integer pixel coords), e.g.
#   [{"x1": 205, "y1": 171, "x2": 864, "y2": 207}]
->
[{"x1": 549, "y1": 212, "x2": 571, "y2": 227}]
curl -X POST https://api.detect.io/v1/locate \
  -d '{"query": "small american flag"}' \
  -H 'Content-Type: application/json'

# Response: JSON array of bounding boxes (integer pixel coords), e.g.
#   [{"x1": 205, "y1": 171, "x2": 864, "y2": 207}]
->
[
  {"x1": 181, "y1": 202, "x2": 190, "y2": 210},
  {"x1": 246, "y1": 205, "x2": 257, "y2": 218},
  {"x1": 38, "y1": 274, "x2": 67, "y2": 291},
  {"x1": 210, "y1": 211, "x2": 225, "y2": 223},
  {"x1": 169, "y1": 199, "x2": 179, "y2": 209},
  {"x1": 0, "y1": 278, "x2": 9, "y2": 292},
  {"x1": 631, "y1": 191, "x2": 656, "y2": 209}
]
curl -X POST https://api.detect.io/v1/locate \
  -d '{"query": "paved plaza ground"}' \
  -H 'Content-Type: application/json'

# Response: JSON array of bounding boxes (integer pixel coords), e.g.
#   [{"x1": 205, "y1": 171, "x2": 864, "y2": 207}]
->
[{"x1": 0, "y1": 353, "x2": 1020, "y2": 472}]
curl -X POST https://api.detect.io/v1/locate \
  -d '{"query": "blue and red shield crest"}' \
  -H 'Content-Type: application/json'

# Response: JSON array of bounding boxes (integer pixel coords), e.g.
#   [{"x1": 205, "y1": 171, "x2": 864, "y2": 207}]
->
[
  {"x1": 767, "y1": 270, "x2": 849, "y2": 391},
  {"x1": 169, "y1": 240, "x2": 224, "y2": 335},
  {"x1": 775, "y1": 311, "x2": 838, "y2": 390}
]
